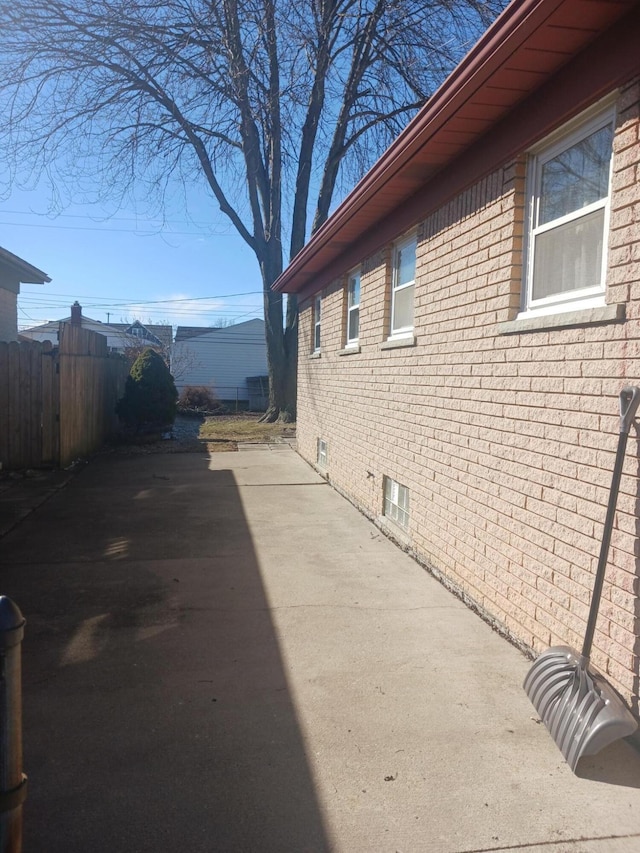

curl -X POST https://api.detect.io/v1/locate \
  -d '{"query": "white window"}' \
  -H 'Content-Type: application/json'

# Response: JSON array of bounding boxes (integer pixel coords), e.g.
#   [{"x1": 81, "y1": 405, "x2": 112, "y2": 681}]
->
[
  {"x1": 317, "y1": 438, "x2": 328, "y2": 467},
  {"x1": 390, "y1": 234, "x2": 416, "y2": 337},
  {"x1": 384, "y1": 477, "x2": 409, "y2": 530},
  {"x1": 523, "y1": 107, "x2": 614, "y2": 317},
  {"x1": 346, "y1": 269, "x2": 360, "y2": 344},
  {"x1": 313, "y1": 294, "x2": 321, "y2": 351}
]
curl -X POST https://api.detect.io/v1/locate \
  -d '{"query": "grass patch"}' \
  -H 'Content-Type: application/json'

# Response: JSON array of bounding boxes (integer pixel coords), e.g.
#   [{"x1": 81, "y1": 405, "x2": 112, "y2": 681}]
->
[
  {"x1": 199, "y1": 416, "x2": 296, "y2": 444},
  {"x1": 205, "y1": 441, "x2": 238, "y2": 453}
]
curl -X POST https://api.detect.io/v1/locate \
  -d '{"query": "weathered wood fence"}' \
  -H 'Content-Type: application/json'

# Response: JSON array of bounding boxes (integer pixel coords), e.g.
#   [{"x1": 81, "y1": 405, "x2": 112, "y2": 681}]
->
[{"x1": 0, "y1": 323, "x2": 129, "y2": 470}]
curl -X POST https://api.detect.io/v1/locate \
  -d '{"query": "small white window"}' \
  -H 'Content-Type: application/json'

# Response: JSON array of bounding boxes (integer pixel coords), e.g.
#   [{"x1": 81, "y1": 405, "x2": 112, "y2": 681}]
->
[
  {"x1": 346, "y1": 269, "x2": 360, "y2": 344},
  {"x1": 390, "y1": 234, "x2": 416, "y2": 337},
  {"x1": 523, "y1": 107, "x2": 614, "y2": 317},
  {"x1": 317, "y1": 438, "x2": 328, "y2": 467},
  {"x1": 384, "y1": 477, "x2": 409, "y2": 529},
  {"x1": 313, "y1": 294, "x2": 321, "y2": 351}
]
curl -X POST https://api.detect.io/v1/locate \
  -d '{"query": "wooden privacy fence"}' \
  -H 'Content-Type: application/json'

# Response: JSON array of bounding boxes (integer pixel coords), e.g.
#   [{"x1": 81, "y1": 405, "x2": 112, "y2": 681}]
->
[{"x1": 0, "y1": 323, "x2": 129, "y2": 471}]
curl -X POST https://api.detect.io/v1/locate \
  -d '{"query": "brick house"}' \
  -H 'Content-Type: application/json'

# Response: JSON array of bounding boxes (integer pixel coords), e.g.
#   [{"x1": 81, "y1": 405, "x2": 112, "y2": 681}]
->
[
  {"x1": 0, "y1": 246, "x2": 50, "y2": 341},
  {"x1": 273, "y1": 0, "x2": 640, "y2": 709}
]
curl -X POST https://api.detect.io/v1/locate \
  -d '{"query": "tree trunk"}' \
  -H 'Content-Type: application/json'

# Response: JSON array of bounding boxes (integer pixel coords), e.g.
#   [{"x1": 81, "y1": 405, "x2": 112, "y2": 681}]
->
[
  {"x1": 259, "y1": 248, "x2": 297, "y2": 423},
  {"x1": 283, "y1": 293, "x2": 298, "y2": 421}
]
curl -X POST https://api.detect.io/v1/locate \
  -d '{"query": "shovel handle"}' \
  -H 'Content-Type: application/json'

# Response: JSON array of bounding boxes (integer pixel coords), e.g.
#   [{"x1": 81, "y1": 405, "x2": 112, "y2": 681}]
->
[
  {"x1": 582, "y1": 386, "x2": 640, "y2": 658},
  {"x1": 620, "y1": 386, "x2": 640, "y2": 434}
]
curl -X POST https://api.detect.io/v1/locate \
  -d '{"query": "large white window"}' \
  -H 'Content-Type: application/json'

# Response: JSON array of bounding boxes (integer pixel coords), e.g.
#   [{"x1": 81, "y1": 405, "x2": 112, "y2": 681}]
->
[
  {"x1": 384, "y1": 477, "x2": 410, "y2": 530},
  {"x1": 346, "y1": 269, "x2": 360, "y2": 345},
  {"x1": 390, "y1": 234, "x2": 416, "y2": 337},
  {"x1": 313, "y1": 294, "x2": 321, "y2": 351},
  {"x1": 523, "y1": 107, "x2": 614, "y2": 316}
]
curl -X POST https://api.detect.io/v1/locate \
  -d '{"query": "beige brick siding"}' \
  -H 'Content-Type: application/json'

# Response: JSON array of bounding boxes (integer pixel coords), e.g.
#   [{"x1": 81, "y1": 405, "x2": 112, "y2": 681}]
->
[
  {"x1": 0, "y1": 286, "x2": 18, "y2": 342},
  {"x1": 296, "y1": 83, "x2": 640, "y2": 707}
]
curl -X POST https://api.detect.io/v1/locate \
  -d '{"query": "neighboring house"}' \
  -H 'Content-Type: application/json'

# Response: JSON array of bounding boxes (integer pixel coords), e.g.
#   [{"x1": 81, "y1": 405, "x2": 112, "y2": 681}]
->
[
  {"x1": 173, "y1": 318, "x2": 267, "y2": 403},
  {"x1": 0, "y1": 246, "x2": 50, "y2": 341},
  {"x1": 20, "y1": 302, "x2": 170, "y2": 355},
  {"x1": 273, "y1": 0, "x2": 640, "y2": 708},
  {"x1": 109, "y1": 319, "x2": 173, "y2": 352}
]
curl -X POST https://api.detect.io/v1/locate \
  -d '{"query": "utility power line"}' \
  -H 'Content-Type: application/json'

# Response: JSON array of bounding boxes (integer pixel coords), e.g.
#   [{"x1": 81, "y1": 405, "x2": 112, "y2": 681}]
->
[
  {"x1": 0, "y1": 218, "x2": 234, "y2": 236},
  {"x1": 18, "y1": 290, "x2": 263, "y2": 304},
  {"x1": 0, "y1": 207, "x2": 235, "y2": 236},
  {"x1": 0, "y1": 208, "x2": 231, "y2": 229}
]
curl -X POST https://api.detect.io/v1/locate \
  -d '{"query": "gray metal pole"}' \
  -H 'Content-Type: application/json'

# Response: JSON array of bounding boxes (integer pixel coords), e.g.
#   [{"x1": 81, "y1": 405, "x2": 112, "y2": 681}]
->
[{"x1": 0, "y1": 597, "x2": 27, "y2": 853}]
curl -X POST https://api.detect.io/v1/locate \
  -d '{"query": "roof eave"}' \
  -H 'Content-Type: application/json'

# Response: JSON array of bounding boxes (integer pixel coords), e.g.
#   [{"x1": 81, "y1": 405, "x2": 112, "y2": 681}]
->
[
  {"x1": 0, "y1": 246, "x2": 51, "y2": 284},
  {"x1": 273, "y1": 0, "x2": 635, "y2": 294}
]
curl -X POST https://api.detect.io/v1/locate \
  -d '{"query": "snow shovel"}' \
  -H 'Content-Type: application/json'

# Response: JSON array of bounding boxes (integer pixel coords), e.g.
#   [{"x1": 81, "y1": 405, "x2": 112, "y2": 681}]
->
[{"x1": 524, "y1": 386, "x2": 640, "y2": 772}]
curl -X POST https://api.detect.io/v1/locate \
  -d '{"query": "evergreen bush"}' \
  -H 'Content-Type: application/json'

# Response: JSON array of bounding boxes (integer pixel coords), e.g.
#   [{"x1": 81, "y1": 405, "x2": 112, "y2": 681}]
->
[{"x1": 116, "y1": 347, "x2": 178, "y2": 432}]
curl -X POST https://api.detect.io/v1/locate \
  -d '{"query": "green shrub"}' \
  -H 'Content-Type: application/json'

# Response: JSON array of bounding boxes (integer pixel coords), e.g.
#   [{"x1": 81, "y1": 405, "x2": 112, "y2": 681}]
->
[
  {"x1": 116, "y1": 348, "x2": 178, "y2": 431},
  {"x1": 178, "y1": 385, "x2": 219, "y2": 412}
]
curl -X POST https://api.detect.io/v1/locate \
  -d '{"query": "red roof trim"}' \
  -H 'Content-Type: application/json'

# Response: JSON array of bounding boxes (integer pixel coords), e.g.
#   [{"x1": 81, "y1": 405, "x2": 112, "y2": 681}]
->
[{"x1": 273, "y1": 0, "x2": 638, "y2": 295}]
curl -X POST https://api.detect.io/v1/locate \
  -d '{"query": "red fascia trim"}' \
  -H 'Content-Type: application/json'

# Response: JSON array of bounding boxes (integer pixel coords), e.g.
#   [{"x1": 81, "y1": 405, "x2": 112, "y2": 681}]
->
[
  {"x1": 323, "y1": 0, "x2": 563, "y2": 202},
  {"x1": 273, "y1": 0, "x2": 573, "y2": 293},
  {"x1": 274, "y1": 0, "x2": 636, "y2": 295},
  {"x1": 294, "y1": 5, "x2": 640, "y2": 302}
]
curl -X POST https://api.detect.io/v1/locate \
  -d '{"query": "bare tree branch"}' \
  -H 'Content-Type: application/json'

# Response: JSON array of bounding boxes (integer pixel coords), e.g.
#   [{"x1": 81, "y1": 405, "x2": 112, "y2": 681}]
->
[{"x1": 0, "y1": 0, "x2": 507, "y2": 419}]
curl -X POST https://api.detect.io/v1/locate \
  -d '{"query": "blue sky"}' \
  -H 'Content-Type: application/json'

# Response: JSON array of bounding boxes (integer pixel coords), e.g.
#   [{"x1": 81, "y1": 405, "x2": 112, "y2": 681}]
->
[{"x1": 1, "y1": 182, "x2": 266, "y2": 332}]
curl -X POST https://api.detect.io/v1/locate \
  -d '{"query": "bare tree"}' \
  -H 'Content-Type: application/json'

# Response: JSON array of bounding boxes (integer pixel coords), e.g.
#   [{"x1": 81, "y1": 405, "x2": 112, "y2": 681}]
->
[
  {"x1": 0, "y1": 0, "x2": 505, "y2": 421},
  {"x1": 169, "y1": 341, "x2": 204, "y2": 384}
]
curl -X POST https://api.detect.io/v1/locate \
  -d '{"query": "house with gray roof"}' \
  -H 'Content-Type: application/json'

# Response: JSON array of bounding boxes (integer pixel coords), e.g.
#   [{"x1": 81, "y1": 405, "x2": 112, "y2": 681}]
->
[
  {"x1": 172, "y1": 318, "x2": 267, "y2": 406},
  {"x1": 20, "y1": 302, "x2": 171, "y2": 354}
]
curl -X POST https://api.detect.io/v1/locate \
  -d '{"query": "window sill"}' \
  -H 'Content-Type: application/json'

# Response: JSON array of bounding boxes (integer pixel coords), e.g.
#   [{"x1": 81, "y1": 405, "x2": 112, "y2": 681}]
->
[
  {"x1": 338, "y1": 344, "x2": 361, "y2": 355},
  {"x1": 497, "y1": 303, "x2": 625, "y2": 335},
  {"x1": 380, "y1": 335, "x2": 416, "y2": 351},
  {"x1": 309, "y1": 351, "x2": 322, "y2": 359}
]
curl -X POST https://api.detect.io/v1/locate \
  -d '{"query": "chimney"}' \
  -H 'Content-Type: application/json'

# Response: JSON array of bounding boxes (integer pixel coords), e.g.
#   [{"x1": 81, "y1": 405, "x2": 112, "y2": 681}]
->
[{"x1": 71, "y1": 301, "x2": 82, "y2": 325}]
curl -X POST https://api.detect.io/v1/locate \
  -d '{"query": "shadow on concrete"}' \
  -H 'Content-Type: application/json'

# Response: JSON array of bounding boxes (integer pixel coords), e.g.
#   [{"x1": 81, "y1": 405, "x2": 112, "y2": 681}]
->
[
  {"x1": 575, "y1": 737, "x2": 640, "y2": 788},
  {"x1": 0, "y1": 452, "x2": 331, "y2": 852},
  {"x1": 632, "y1": 430, "x2": 640, "y2": 721}
]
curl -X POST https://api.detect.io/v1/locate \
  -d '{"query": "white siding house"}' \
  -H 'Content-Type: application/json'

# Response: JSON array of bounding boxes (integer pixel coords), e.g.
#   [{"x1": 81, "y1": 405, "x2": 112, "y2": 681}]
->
[
  {"x1": 172, "y1": 318, "x2": 267, "y2": 404},
  {"x1": 20, "y1": 302, "x2": 171, "y2": 354}
]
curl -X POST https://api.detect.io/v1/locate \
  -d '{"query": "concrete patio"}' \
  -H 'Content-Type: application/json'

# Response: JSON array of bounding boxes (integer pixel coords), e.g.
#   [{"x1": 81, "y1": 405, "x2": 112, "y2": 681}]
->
[{"x1": 2, "y1": 444, "x2": 640, "y2": 852}]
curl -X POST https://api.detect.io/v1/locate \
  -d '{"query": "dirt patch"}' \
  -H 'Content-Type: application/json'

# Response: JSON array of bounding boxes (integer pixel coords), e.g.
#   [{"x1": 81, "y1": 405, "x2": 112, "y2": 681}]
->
[
  {"x1": 106, "y1": 414, "x2": 294, "y2": 456},
  {"x1": 205, "y1": 439, "x2": 238, "y2": 453},
  {"x1": 200, "y1": 415, "x2": 296, "y2": 445},
  {"x1": 108, "y1": 415, "x2": 208, "y2": 455}
]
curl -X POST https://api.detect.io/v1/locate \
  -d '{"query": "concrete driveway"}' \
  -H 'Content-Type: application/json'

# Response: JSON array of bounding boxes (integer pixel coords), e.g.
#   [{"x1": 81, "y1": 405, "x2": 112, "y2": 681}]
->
[{"x1": 2, "y1": 444, "x2": 640, "y2": 852}]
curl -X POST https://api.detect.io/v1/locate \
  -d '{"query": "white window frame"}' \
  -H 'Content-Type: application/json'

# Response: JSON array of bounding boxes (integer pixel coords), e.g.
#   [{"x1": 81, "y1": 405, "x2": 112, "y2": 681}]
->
[
  {"x1": 313, "y1": 294, "x2": 321, "y2": 352},
  {"x1": 384, "y1": 477, "x2": 410, "y2": 530},
  {"x1": 346, "y1": 268, "x2": 361, "y2": 345},
  {"x1": 520, "y1": 104, "x2": 615, "y2": 320},
  {"x1": 390, "y1": 233, "x2": 417, "y2": 338},
  {"x1": 317, "y1": 438, "x2": 328, "y2": 468}
]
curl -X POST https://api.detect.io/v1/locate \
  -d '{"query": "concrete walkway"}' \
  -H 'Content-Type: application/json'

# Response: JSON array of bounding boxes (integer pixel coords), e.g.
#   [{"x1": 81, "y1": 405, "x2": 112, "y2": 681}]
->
[{"x1": 2, "y1": 445, "x2": 640, "y2": 852}]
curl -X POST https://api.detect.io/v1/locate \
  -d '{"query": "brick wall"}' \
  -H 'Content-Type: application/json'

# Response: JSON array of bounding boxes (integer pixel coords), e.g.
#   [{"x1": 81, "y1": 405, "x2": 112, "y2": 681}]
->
[
  {"x1": 296, "y1": 81, "x2": 640, "y2": 707},
  {"x1": 0, "y1": 285, "x2": 18, "y2": 342}
]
